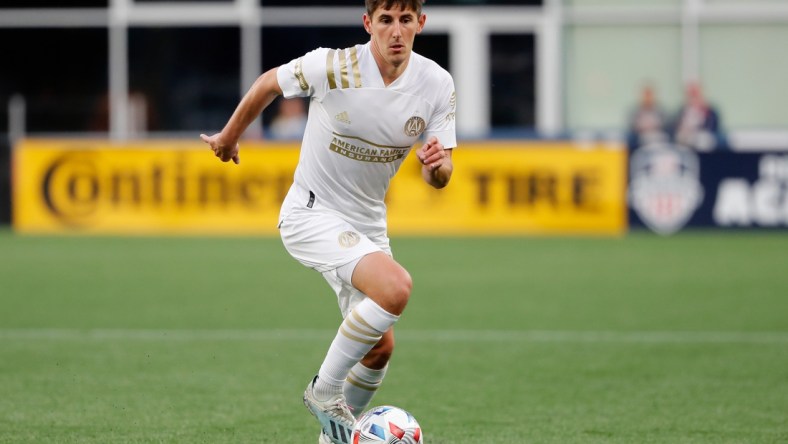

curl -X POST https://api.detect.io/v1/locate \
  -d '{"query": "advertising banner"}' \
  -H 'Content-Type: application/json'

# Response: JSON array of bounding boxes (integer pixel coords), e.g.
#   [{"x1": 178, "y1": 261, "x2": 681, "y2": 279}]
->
[
  {"x1": 14, "y1": 139, "x2": 626, "y2": 236},
  {"x1": 628, "y1": 144, "x2": 788, "y2": 233},
  {"x1": 388, "y1": 143, "x2": 626, "y2": 235}
]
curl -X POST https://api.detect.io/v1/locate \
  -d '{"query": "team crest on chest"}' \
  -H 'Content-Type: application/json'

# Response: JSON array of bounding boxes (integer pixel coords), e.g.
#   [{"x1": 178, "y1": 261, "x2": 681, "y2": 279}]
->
[{"x1": 404, "y1": 116, "x2": 426, "y2": 137}]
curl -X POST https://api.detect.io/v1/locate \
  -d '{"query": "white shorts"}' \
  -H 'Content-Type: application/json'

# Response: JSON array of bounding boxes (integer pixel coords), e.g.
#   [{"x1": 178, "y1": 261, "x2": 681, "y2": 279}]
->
[{"x1": 279, "y1": 207, "x2": 392, "y2": 316}]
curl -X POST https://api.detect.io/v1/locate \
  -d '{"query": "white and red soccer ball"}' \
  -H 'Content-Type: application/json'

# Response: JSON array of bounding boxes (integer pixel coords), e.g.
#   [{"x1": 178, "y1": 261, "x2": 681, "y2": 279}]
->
[{"x1": 352, "y1": 405, "x2": 423, "y2": 444}]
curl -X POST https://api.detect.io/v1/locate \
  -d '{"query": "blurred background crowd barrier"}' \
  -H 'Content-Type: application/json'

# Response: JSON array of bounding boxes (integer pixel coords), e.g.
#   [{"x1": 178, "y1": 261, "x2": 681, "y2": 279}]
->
[{"x1": 2, "y1": 0, "x2": 787, "y2": 235}]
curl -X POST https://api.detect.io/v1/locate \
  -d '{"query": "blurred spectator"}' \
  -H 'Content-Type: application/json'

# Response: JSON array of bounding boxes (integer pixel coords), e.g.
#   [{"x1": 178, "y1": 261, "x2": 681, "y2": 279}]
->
[
  {"x1": 268, "y1": 97, "x2": 307, "y2": 140},
  {"x1": 89, "y1": 90, "x2": 156, "y2": 135},
  {"x1": 671, "y1": 80, "x2": 724, "y2": 151},
  {"x1": 627, "y1": 83, "x2": 669, "y2": 149}
]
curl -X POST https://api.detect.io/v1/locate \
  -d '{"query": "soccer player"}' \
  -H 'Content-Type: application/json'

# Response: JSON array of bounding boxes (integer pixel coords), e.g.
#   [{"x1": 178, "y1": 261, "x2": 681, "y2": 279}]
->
[{"x1": 200, "y1": 1, "x2": 456, "y2": 442}]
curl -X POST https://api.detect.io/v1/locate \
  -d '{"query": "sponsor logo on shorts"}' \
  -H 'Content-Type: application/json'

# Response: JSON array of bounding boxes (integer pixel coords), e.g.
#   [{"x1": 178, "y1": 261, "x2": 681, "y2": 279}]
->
[{"x1": 338, "y1": 231, "x2": 361, "y2": 248}]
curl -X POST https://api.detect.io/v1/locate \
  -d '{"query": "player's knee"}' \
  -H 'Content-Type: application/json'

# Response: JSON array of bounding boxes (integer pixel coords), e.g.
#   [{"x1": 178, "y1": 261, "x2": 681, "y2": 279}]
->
[{"x1": 386, "y1": 271, "x2": 412, "y2": 315}]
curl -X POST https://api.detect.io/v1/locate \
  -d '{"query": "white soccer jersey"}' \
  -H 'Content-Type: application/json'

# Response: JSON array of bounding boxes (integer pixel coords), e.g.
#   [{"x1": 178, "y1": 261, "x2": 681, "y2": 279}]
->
[{"x1": 276, "y1": 42, "x2": 457, "y2": 236}]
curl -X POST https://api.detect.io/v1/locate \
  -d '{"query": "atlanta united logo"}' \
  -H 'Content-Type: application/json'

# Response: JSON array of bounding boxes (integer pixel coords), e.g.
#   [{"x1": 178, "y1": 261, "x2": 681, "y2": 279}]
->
[
  {"x1": 629, "y1": 144, "x2": 704, "y2": 235},
  {"x1": 338, "y1": 231, "x2": 361, "y2": 248},
  {"x1": 404, "y1": 116, "x2": 426, "y2": 137}
]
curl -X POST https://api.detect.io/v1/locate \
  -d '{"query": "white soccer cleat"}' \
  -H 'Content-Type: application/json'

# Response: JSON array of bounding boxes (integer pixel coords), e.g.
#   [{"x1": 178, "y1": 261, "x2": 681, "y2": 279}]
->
[
  {"x1": 318, "y1": 431, "x2": 332, "y2": 444},
  {"x1": 303, "y1": 376, "x2": 356, "y2": 444}
]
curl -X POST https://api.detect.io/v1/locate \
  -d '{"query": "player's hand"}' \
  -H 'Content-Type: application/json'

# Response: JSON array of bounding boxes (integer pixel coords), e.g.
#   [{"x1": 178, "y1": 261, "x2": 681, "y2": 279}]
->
[
  {"x1": 200, "y1": 133, "x2": 240, "y2": 165},
  {"x1": 416, "y1": 136, "x2": 447, "y2": 172}
]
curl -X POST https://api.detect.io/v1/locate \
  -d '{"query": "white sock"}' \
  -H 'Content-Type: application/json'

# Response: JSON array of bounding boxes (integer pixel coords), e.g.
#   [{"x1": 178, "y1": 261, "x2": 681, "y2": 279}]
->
[
  {"x1": 344, "y1": 363, "x2": 388, "y2": 416},
  {"x1": 314, "y1": 298, "x2": 399, "y2": 401}
]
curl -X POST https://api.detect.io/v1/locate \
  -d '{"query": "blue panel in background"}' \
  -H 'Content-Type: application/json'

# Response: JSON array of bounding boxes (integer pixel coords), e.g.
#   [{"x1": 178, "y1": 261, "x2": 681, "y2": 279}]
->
[{"x1": 628, "y1": 145, "x2": 788, "y2": 233}]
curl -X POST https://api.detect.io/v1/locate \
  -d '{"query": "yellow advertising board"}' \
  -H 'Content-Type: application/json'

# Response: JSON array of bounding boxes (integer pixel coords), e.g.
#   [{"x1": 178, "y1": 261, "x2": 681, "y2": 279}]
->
[{"x1": 13, "y1": 139, "x2": 626, "y2": 235}]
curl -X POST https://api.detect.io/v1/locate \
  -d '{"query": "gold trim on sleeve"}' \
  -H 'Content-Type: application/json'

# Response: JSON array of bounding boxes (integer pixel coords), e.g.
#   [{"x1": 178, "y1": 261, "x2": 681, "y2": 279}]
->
[
  {"x1": 326, "y1": 49, "x2": 337, "y2": 90},
  {"x1": 349, "y1": 46, "x2": 362, "y2": 88},
  {"x1": 294, "y1": 58, "x2": 309, "y2": 91}
]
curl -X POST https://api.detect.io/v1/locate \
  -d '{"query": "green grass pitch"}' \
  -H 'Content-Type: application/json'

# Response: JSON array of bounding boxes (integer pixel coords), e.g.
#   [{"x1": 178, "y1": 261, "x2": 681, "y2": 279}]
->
[{"x1": 1, "y1": 230, "x2": 787, "y2": 443}]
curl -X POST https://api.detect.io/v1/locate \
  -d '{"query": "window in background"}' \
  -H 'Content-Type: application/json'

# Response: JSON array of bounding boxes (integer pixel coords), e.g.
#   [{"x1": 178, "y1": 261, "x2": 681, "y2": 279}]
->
[
  {"x1": 0, "y1": 28, "x2": 108, "y2": 134},
  {"x1": 701, "y1": 24, "x2": 788, "y2": 130},
  {"x1": 563, "y1": 0, "x2": 680, "y2": 6},
  {"x1": 261, "y1": 27, "x2": 367, "y2": 71},
  {"x1": 489, "y1": 33, "x2": 536, "y2": 130},
  {"x1": 414, "y1": 34, "x2": 450, "y2": 71},
  {"x1": 427, "y1": 0, "x2": 541, "y2": 4},
  {"x1": 0, "y1": 0, "x2": 107, "y2": 6},
  {"x1": 705, "y1": 0, "x2": 786, "y2": 3},
  {"x1": 564, "y1": 25, "x2": 682, "y2": 132},
  {"x1": 261, "y1": 1, "x2": 541, "y2": 5},
  {"x1": 129, "y1": 27, "x2": 240, "y2": 133},
  {"x1": 133, "y1": 0, "x2": 233, "y2": 3}
]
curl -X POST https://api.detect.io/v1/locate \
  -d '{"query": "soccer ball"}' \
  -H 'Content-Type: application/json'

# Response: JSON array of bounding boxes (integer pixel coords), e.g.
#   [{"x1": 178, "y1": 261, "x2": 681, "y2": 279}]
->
[{"x1": 352, "y1": 405, "x2": 423, "y2": 443}]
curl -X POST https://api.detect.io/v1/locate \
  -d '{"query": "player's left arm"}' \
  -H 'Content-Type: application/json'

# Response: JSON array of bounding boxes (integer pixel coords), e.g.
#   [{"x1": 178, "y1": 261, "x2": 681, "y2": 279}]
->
[
  {"x1": 418, "y1": 70, "x2": 456, "y2": 189},
  {"x1": 416, "y1": 137, "x2": 453, "y2": 189}
]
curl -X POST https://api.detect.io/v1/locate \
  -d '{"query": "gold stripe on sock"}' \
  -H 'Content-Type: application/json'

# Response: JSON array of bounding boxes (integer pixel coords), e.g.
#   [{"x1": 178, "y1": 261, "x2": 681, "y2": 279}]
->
[
  {"x1": 349, "y1": 369, "x2": 381, "y2": 386},
  {"x1": 351, "y1": 310, "x2": 383, "y2": 335},
  {"x1": 339, "y1": 325, "x2": 379, "y2": 345},
  {"x1": 345, "y1": 316, "x2": 379, "y2": 338},
  {"x1": 346, "y1": 374, "x2": 379, "y2": 392}
]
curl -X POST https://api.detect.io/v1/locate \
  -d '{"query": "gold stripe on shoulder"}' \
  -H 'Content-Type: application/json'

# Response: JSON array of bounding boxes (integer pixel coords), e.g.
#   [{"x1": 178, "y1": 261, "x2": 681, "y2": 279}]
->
[
  {"x1": 294, "y1": 57, "x2": 309, "y2": 91},
  {"x1": 349, "y1": 46, "x2": 362, "y2": 88},
  {"x1": 339, "y1": 49, "x2": 350, "y2": 89},
  {"x1": 326, "y1": 49, "x2": 337, "y2": 90}
]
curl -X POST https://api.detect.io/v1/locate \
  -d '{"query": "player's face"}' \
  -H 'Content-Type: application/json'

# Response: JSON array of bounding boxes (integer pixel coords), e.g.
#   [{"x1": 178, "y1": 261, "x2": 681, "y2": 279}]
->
[{"x1": 364, "y1": 7, "x2": 426, "y2": 68}]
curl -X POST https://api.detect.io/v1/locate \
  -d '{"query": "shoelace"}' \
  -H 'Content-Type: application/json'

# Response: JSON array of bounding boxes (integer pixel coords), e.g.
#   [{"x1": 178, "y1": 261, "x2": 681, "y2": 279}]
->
[{"x1": 326, "y1": 399, "x2": 355, "y2": 423}]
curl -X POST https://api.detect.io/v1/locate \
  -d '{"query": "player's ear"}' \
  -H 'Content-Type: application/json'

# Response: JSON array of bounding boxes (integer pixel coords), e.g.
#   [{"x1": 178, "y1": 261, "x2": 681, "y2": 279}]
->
[
  {"x1": 363, "y1": 13, "x2": 372, "y2": 34},
  {"x1": 416, "y1": 13, "x2": 426, "y2": 34}
]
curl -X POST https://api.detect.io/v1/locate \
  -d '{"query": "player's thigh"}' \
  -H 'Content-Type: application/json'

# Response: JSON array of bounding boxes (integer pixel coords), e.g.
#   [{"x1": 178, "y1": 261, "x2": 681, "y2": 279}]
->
[{"x1": 352, "y1": 252, "x2": 412, "y2": 315}]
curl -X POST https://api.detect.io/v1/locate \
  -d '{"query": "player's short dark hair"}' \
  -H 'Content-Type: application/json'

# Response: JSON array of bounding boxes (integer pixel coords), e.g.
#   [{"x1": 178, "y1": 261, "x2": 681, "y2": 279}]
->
[{"x1": 365, "y1": 0, "x2": 424, "y2": 18}]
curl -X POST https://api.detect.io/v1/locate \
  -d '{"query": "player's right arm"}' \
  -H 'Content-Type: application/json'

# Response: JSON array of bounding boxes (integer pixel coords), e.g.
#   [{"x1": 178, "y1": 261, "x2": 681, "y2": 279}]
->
[{"x1": 201, "y1": 67, "x2": 283, "y2": 164}]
